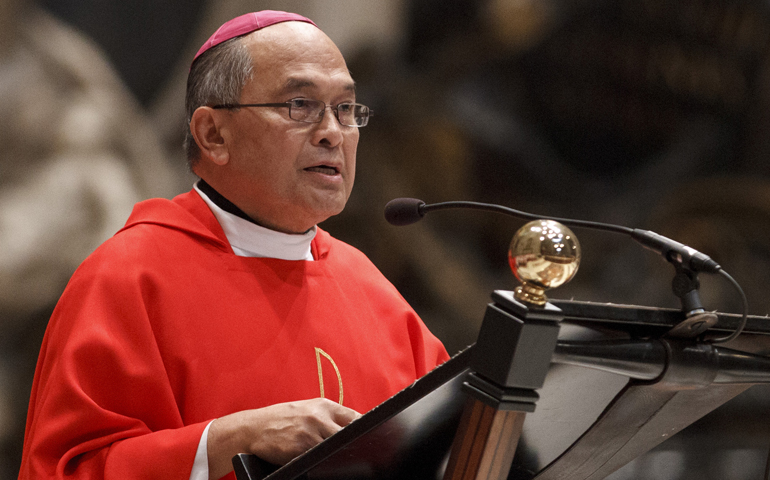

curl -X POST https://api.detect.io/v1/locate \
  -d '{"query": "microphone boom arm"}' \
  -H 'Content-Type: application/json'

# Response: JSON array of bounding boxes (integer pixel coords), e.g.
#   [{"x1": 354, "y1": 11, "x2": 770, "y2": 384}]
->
[{"x1": 384, "y1": 197, "x2": 748, "y2": 343}]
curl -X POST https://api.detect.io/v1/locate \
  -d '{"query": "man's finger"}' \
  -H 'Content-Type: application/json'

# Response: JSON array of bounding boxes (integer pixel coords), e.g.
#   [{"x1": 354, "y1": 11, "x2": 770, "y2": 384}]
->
[{"x1": 325, "y1": 403, "x2": 361, "y2": 427}]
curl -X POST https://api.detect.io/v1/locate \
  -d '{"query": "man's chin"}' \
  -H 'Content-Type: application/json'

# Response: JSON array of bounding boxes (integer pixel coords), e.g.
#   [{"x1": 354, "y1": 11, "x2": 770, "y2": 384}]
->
[
  {"x1": 307, "y1": 204, "x2": 348, "y2": 227},
  {"x1": 309, "y1": 193, "x2": 348, "y2": 216}
]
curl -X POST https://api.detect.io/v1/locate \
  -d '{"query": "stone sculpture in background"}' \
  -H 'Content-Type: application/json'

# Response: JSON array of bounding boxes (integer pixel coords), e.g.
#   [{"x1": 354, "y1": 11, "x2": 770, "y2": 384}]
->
[{"x1": 0, "y1": 3, "x2": 179, "y2": 476}]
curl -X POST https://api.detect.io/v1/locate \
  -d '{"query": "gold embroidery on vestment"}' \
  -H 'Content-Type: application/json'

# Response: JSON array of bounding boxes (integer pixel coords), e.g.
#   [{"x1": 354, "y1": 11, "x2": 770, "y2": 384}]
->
[{"x1": 315, "y1": 347, "x2": 343, "y2": 405}]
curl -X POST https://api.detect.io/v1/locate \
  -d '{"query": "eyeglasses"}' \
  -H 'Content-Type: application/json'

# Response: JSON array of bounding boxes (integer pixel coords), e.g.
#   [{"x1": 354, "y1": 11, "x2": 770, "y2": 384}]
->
[{"x1": 212, "y1": 98, "x2": 372, "y2": 127}]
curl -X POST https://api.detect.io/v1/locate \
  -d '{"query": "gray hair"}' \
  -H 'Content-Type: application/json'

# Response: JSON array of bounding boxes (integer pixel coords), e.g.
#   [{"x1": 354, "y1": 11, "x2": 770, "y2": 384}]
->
[{"x1": 184, "y1": 36, "x2": 254, "y2": 168}]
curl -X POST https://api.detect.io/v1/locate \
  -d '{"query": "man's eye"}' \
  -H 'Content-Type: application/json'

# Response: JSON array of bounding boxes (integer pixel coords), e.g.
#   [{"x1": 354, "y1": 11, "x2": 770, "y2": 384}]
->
[
  {"x1": 290, "y1": 99, "x2": 308, "y2": 108},
  {"x1": 337, "y1": 103, "x2": 353, "y2": 113}
]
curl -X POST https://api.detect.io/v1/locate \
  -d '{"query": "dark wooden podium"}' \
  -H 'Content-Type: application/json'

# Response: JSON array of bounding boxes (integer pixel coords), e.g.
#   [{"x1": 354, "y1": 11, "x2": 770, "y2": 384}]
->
[{"x1": 233, "y1": 292, "x2": 770, "y2": 480}]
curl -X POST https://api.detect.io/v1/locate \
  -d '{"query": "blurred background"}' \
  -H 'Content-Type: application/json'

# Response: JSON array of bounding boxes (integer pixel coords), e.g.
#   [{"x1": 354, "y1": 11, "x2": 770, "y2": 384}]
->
[{"x1": 2, "y1": 0, "x2": 770, "y2": 478}]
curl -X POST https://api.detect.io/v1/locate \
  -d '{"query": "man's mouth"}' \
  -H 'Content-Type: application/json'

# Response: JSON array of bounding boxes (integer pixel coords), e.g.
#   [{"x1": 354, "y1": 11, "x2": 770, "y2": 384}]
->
[{"x1": 304, "y1": 165, "x2": 339, "y2": 175}]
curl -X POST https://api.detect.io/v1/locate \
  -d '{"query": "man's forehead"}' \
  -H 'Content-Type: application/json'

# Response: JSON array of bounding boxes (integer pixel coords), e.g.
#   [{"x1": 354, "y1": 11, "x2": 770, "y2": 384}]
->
[
  {"x1": 193, "y1": 10, "x2": 317, "y2": 64},
  {"x1": 241, "y1": 31, "x2": 355, "y2": 98}
]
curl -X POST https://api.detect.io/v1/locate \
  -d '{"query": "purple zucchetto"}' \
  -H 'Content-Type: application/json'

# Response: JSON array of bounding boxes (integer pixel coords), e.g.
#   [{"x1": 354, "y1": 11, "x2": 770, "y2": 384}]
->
[{"x1": 193, "y1": 10, "x2": 317, "y2": 64}]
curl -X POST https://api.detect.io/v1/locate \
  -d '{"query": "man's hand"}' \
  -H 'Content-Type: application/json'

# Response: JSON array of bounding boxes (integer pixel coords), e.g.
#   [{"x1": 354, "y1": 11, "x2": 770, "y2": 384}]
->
[{"x1": 206, "y1": 398, "x2": 361, "y2": 479}]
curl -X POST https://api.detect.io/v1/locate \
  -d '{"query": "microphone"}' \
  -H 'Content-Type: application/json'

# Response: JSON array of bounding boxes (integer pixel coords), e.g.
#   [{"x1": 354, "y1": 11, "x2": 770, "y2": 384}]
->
[
  {"x1": 383, "y1": 198, "x2": 425, "y2": 226},
  {"x1": 384, "y1": 198, "x2": 721, "y2": 274}
]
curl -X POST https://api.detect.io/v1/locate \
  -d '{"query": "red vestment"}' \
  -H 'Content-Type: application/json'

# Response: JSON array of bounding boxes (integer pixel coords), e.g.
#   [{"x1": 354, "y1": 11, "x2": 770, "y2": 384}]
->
[{"x1": 19, "y1": 190, "x2": 449, "y2": 479}]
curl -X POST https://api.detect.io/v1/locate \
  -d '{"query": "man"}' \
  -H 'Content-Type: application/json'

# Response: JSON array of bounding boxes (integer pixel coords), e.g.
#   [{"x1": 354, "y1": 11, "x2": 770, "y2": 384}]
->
[{"x1": 18, "y1": 11, "x2": 449, "y2": 480}]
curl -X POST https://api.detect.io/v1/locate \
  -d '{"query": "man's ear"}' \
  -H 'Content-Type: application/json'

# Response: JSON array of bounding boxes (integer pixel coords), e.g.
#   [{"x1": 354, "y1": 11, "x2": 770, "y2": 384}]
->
[{"x1": 190, "y1": 107, "x2": 230, "y2": 166}]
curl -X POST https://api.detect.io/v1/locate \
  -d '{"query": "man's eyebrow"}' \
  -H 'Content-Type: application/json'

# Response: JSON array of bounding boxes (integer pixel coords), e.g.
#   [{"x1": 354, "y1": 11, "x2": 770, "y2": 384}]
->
[
  {"x1": 283, "y1": 78, "x2": 316, "y2": 92},
  {"x1": 281, "y1": 78, "x2": 357, "y2": 94}
]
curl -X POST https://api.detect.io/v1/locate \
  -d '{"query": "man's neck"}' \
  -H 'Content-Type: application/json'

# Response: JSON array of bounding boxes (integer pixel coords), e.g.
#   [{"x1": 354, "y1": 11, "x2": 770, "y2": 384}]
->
[
  {"x1": 196, "y1": 179, "x2": 258, "y2": 225},
  {"x1": 194, "y1": 180, "x2": 316, "y2": 260}
]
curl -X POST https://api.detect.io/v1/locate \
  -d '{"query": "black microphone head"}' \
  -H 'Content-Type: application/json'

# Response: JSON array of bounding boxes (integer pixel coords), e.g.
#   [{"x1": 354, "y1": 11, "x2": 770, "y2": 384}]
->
[{"x1": 384, "y1": 198, "x2": 426, "y2": 226}]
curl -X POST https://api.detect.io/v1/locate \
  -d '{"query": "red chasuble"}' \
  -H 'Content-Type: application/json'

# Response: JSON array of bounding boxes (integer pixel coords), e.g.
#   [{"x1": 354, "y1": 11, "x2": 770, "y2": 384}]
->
[{"x1": 19, "y1": 190, "x2": 449, "y2": 480}]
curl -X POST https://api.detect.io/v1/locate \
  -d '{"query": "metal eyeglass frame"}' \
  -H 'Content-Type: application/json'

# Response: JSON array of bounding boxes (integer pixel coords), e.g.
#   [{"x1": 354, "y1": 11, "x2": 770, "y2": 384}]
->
[{"x1": 211, "y1": 99, "x2": 372, "y2": 127}]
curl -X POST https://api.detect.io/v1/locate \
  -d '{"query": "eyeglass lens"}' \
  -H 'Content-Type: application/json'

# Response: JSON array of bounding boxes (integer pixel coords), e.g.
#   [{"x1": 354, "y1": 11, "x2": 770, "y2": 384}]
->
[{"x1": 289, "y1": 99, "x2": 369, "y2": 127}]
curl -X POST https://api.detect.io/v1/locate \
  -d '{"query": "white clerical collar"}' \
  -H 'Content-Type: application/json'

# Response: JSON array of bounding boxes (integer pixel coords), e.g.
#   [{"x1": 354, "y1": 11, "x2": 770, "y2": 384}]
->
[{"x1": 194, "y1": 184, "x2": 316, "y2": 261}]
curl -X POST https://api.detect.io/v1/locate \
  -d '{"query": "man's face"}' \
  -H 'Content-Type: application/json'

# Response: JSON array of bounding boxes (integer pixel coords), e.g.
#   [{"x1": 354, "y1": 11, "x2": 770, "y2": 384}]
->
[{"x1": 215, "y1": 22, "x2": 359, "y2": 234}]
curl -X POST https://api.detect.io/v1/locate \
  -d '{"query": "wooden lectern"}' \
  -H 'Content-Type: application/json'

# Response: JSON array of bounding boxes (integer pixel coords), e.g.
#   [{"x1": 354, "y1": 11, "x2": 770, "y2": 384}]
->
[
  {"x1": 442, "y1": 291, "x2": 561, "y2": 480},
  {"x1": 233, "y1": 292, "x2": 770, "y2": 480}
]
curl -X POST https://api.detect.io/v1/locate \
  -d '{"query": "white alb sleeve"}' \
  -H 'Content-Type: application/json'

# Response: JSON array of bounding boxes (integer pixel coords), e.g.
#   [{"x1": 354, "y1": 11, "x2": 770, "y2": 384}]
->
[{"x1": 189, "y1": 421, "x2": 214, "y2": 480}]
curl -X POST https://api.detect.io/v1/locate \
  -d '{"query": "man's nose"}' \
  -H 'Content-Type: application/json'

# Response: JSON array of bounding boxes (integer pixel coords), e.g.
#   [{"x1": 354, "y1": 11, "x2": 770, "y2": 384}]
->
[
  {"x1": 318, "y1": 105, "x2": 346, "y2": 126},
  {"x1": 313, "y1": 107, "x2": 345, "y2": 147}
]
